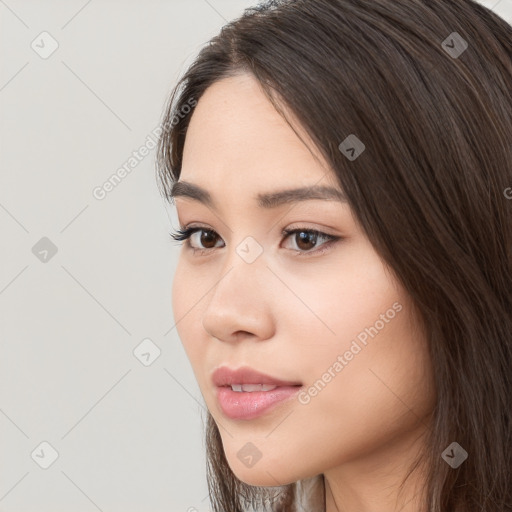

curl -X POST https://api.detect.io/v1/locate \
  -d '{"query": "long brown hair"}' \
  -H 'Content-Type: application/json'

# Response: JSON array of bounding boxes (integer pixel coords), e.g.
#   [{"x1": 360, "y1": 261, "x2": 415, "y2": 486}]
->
[{"x1": 156, "y1": 1, "x2": 512, "y2": 510}]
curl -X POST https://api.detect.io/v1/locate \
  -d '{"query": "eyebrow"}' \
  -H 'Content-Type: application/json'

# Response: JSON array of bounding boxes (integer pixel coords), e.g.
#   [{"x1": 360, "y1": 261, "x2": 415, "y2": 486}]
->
[{"x1": 169, "y1": 180, "x2": 347, "y2": 209}]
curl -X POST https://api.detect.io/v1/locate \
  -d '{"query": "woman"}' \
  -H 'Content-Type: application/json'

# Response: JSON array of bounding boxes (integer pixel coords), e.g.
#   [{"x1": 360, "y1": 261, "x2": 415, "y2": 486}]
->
[{"x1": 156, "y1": 0, "x2": 512, "y2": 510}]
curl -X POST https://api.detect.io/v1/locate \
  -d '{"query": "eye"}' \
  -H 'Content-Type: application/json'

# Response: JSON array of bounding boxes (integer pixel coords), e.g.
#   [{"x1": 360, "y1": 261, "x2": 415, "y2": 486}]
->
[
  {"x1": 169, "y1": 225, "x2": 341, "y2": 256},
  {"x1": 170, "y1": 226, "x2": 224, "y2": 252},
  {"x1": 281, "y1": 227, "x2": 339, "y2": 255}
]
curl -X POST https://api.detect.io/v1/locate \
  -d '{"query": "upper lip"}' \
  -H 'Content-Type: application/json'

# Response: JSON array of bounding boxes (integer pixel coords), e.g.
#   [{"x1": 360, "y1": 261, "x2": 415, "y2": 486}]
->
[{"x1": 212, "y1": 365, "x2": 302, "y2": 387}]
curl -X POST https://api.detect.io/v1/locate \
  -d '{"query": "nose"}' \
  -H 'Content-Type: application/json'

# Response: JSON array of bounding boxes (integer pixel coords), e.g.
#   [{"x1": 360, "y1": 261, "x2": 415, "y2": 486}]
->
[{"x1": 201, "y1": 257, "x2": 276, "y2": 344}]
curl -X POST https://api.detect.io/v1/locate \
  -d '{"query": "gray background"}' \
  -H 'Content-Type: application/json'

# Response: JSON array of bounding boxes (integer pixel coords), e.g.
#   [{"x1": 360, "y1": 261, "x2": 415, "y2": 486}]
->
[{"x1": 0, "y1": 1, "x2": 510, "y2": 511}]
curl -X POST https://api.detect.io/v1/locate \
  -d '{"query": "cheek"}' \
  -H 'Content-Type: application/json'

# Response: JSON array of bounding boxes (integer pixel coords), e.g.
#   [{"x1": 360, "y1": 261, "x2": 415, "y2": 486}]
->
[
  {"x1": 171, "y1": 259, "x2": 185, "y2": 334},
  {"x1": 171, "y1": 258, "x2": 201, "y2": 359},
  {"x1": 278, "y1": 245, "x2": 399, "y2": 347},
  {"x1": 276, "y1": 254, "x2": 433, "y2": 451},
  {"x1": 300, "y1": 296, "x2": 432, "y2": 456}
]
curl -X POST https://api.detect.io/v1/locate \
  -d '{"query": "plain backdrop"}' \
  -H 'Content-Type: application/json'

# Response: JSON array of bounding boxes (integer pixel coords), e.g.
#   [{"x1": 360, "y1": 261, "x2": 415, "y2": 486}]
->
[{"x1": 0, "y1": 1, "x2": 511, "y2": 511}]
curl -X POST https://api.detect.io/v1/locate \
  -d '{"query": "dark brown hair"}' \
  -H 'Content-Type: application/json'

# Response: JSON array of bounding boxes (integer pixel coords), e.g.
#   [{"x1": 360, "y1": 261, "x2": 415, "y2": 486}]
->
[{"x1": 156, "y1": 1, "x2": 512, "y2": 510}]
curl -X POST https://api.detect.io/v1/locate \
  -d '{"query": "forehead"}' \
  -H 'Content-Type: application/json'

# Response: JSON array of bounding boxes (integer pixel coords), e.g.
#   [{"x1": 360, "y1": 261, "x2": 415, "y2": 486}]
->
[{"x1": 180, "y1": 73, "x2": 336, "y2": 194}]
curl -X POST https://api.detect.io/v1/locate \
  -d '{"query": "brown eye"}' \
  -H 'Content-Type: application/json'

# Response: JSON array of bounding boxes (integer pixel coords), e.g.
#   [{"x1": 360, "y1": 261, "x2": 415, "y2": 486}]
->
[
  {"x1": 195, "y1": 229, "x2": 222, "y2": 249},
  {"x1": 282, "y1": 227, "x2": 339, "y2": 256},
  {"x1": 170, "y1": 226, "x2": 225, "y2": 252},
  {"x1": 294, "y1": 230, "x2": 318, "y2": 251},
  {"x1": 200, "y1": 230, "x2": 218, "y2": 248}
]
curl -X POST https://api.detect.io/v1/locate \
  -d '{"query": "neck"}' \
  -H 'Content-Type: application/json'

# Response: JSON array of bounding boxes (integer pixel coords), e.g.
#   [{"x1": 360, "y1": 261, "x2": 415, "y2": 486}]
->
[{"x1": 324, "y1": 422, "x2": 430, "y2": 512}]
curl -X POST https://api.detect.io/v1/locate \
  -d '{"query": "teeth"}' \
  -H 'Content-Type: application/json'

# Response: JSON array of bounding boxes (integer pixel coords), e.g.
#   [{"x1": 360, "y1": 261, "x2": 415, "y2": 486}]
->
[{"x1": 230, "y1": 384, "x2": 278, "y2": 392}]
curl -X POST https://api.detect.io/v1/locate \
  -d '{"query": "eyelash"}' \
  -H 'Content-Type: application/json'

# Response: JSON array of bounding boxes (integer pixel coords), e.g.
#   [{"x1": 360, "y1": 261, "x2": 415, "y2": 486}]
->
[{"x1": 169, "y1": 225, "x2": 341, "y2": 257}]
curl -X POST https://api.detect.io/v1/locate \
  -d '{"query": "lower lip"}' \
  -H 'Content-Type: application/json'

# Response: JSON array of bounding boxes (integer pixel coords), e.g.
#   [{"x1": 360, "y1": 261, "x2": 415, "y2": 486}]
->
[{"x1": 216, "y1": 385, "x2": 302, "y2": 420}]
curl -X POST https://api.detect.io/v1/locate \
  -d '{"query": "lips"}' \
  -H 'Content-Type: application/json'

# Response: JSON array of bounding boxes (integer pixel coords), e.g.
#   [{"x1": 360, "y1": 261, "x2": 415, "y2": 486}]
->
[
  {"x1": 212, "y1": 366, "x2": 303, "y2": 420},
  {"x1": 212, "y1": 365, "x2": 302, "y2": 388}
]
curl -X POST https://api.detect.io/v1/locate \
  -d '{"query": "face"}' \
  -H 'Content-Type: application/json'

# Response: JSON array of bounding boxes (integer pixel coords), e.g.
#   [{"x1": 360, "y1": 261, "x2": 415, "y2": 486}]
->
[{"x1": 171, "y1": 72, "x2": 435, "y2": 487}]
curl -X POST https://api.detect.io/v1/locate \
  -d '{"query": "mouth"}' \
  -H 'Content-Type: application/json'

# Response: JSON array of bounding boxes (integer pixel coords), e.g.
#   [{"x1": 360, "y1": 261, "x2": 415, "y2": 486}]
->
[
  {"x1": 212, "y1": 366, "x2": 303, "y2": 420},
  {"x1": 227, "y1": 383, "x2": 283, "y2": 392}
]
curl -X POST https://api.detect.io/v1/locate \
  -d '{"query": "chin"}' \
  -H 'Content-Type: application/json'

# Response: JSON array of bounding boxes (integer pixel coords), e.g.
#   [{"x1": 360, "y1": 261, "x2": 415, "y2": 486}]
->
[
  {"x1": 231, "y1": 467, "x2": 288, "y2": 487},
  {"x1": 227, "y1": 456, "x2": 304, "y2": 488}
]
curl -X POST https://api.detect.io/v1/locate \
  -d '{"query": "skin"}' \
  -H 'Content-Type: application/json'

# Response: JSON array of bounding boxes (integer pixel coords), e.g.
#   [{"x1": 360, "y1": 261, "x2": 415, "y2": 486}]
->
[{"x1": 171, "y1": 72, "x2": 436, "y2": 512}]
